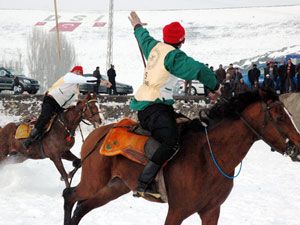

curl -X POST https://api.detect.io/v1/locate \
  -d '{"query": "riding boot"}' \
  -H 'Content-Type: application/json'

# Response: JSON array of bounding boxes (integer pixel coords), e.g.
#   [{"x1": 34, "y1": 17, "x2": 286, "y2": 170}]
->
[
  {"x1": 23, "y1": 128, "x2": 42, "y2": 149},
  {"x1": 134, "y1": 161, "x2": 161, "y2": 199}
]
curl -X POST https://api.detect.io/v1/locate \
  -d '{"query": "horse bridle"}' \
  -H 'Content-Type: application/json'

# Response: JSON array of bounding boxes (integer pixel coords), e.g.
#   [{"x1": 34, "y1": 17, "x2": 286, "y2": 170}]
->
[
  {"x1": 80, "y1": 99, "x2": 101, "y2": 126},
  {"x1": 58, "y1": 98, "x2": 100, "y2": 131},
  {"x1": 238, "y1": 101, "x2": 300, "y2": 161}
]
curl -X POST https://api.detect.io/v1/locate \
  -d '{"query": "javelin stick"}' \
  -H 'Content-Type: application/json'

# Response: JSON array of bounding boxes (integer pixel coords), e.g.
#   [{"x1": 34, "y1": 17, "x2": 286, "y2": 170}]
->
[
  {"x1": 136, "y1": 39, "x2": 146, "y2": 68},
  {"x1": 128, "y1": 12, "x2": 147, "y2": 68}
]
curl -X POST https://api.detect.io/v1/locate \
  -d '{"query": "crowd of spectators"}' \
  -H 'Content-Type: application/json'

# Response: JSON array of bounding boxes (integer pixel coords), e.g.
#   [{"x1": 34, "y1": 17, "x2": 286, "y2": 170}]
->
[{"x1": 184, "y1": 60, "x2": 300, "y2": 98}]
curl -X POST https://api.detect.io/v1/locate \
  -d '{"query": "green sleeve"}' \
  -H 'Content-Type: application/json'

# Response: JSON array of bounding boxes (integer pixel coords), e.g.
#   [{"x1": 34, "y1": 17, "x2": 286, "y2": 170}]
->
[
  {"x1": 134, "y1": 27, "x2": 159, "y2": 60},
  {"x1": 164, "y1": 49, "x2": 218, "y2": 91}
]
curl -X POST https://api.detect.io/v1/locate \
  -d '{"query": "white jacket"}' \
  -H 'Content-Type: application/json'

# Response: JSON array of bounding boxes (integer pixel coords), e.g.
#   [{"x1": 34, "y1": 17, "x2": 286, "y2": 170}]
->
[{"x1": 48, "y1": 72, "x2": 96, "y2": 108}]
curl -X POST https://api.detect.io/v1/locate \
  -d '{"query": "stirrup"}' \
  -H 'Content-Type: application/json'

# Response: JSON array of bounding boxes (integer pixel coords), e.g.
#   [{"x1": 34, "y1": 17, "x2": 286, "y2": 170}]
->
[{"x1": 133, "y1": 189, "x2": 161, "y2": 199}]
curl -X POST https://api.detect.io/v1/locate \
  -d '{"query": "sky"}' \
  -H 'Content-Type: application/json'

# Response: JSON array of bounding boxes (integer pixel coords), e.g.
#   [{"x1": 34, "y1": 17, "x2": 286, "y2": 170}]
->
[{"x1": 0, "y1": 0, "x2": 300, "y2": 11}]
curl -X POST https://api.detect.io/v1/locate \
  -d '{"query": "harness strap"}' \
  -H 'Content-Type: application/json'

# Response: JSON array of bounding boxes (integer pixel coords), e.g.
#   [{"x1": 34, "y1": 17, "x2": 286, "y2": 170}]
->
[{"x1": 69, "y1": 126, "x2": 111, "y2": 186}]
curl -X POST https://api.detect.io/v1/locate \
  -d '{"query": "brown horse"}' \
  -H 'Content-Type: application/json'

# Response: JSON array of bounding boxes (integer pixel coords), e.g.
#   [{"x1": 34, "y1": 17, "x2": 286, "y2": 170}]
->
[
  {"x1": 0, "y1": 93, "x2": 101, "y2": 187},
  {"x1": 63, "y1": 91, "x2": 300, "y2": 225}
]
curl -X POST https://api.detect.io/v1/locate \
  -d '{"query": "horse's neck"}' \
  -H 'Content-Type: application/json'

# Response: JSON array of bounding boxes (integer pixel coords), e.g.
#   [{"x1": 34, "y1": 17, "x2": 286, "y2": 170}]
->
[
  {"x1": 59, "y1": 109, "x2": 81, "y2": 132},
  {"x1": 207, "y1": 118, "x2": 257, "y2": 173}
]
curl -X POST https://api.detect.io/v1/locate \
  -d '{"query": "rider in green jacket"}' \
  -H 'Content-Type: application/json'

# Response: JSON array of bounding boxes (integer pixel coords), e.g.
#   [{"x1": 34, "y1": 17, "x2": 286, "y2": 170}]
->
[{"x1": 128, "y1": 11, "x2": 221, "y2": 198}]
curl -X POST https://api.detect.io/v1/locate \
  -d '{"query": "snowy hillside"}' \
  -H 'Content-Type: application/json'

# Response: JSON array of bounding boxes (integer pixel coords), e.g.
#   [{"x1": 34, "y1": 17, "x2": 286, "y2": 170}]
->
[{"x1": 0, "y1": 5, "x2": 300, "y2": 92}]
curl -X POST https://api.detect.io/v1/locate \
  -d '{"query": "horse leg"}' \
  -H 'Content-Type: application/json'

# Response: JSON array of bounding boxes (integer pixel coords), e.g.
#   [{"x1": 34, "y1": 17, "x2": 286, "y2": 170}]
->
[
  {"x1": 198, "y1": 206, "x2": 220, "y2": 225},
  {"x1": 164, "y1": 209, "x2": 186, "y2": 225},
  {"x1": 62, "y1": 150, "x2": 81, "y2": 178},
  {"x1": 70, "y1": 177, "x2": 130, "y2": 225},
  {"x1": 63, "y1": 186, "x2": 77, "y2": 225},
  {"x1": 62, "y1": 150, "x2": 80, "y2": 167},
  {"x1": 50, "y1": 156, "x2": 70, "y2": 187},
  {"x1": 0, "y1": 143, "x2": 9, "y2": 163}
]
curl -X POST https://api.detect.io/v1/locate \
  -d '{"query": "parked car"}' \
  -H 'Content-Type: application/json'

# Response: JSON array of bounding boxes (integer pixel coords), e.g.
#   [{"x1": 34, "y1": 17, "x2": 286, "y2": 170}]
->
[
  {"x1": 0, "y1": 67, "x2": 40, "y2": 94},
  {"x1": 173, "y1": 79, "x2": 205, "y2": 96},
  {"x1": 79, "y1": 74, "x2": 133, "y2": 95}
]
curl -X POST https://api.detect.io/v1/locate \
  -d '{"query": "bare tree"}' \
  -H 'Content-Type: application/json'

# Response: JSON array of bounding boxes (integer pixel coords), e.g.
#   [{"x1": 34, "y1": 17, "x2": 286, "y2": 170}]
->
[
  {"x1": 27, "y1": 28, "x2": 77, "y2": 92},
  {"x1": 1, "y1": 49, "x2": 24, "y2": 74}
]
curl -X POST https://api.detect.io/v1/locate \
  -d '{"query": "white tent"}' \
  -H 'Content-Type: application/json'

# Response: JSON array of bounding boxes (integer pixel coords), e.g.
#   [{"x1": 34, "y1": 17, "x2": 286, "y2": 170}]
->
[{"x1": 279, "y1": 93, "x2": 300, "y2": 133}]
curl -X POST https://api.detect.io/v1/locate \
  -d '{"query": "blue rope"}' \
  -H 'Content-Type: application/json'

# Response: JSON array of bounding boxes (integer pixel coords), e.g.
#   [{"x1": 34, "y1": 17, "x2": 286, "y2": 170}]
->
[{"x1": 204, "y1": 127, "x2": 242, "y2": 180}]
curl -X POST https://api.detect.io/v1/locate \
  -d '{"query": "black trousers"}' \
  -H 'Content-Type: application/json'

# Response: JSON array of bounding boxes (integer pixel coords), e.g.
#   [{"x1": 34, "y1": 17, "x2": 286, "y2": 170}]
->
[
  {"x1": 108, "y1": 79, "x2": 117, "y2": 94},
  {"x1": 138, "y1": 104, "x2": 179, "y2": 166},
  {"x1": 35, "y1": 95, "x2": 63, "y2": 132}
]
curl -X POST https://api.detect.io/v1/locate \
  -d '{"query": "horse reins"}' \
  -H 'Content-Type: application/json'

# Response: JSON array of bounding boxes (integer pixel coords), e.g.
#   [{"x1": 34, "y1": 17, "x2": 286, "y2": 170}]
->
[
  {"x1": 204, "y1": 98, "x2": 299, "y2": 179},
  {"x1": 69, "y1": 128, "x2": 109, "y2": 186},
  {"x1": 80, "y1": 99, "x2": 101, "y2": 126},
  {"x1": 238, "y1": 101, "x2": 299, "y2": 160}
]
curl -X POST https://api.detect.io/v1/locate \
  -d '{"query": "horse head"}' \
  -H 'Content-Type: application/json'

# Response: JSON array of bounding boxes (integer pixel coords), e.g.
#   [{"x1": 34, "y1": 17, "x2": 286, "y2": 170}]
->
[
  {"x1": 77, "y1": 92, "x2": 102, "y2": 128},
  {"x1": 240, "y1": 90, "x2": 300, "y2": 162}
]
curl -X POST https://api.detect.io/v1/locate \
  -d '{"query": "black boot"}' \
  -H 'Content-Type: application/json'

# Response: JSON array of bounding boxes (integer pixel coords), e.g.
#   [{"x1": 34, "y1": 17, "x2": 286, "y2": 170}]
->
[
  {"x1": 134, "y1": 161, "x2": 161, "y2": 199},
  {"x1": 23, "y1": 128, "x2": 41, "y2": 149}
]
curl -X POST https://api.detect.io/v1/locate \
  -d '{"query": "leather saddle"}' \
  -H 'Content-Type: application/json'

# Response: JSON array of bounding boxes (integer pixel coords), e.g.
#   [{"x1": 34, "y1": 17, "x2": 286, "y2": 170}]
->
[
  {"x1": 15, "y1": 115, "x2": 57, "y2": 140},
  {"x1": 99, "y1": 116, "x2": 197, "y2": 165}
]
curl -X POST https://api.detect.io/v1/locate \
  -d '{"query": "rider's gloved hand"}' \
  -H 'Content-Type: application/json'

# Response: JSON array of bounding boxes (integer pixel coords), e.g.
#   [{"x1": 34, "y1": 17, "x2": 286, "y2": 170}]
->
[{"x1": 199, "y1": 109, "x2": 210, "y2": 127}]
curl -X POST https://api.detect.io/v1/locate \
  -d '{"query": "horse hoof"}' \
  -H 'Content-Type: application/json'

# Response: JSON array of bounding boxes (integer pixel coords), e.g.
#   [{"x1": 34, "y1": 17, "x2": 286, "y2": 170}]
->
[{"x1": 72, "y1": 158, "x2": 81, "y2": 168}]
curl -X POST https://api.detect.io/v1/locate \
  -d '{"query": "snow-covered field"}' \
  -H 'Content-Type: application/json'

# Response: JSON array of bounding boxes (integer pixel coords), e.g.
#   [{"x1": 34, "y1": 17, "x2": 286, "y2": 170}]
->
[
  {"x1": 1, "y1": 5, "x2": 300, "y2": 225},
  {"x1": 0, "y1": 6, "x2": 300, "y2": 91},
  {"x1": 0, "y1": 115, "x2": 300, "y2": 225}
]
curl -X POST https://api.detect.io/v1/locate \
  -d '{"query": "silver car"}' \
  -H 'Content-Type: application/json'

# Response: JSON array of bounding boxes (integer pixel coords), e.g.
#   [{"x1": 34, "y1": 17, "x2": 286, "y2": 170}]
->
[{"x1": 173, "y1": 79, "x2": 205, "y2": 96}]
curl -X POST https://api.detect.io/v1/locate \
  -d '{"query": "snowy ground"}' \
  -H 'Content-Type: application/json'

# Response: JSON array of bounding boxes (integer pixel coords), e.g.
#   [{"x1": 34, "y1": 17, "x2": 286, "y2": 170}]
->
[
  {"x1": 0, "y1": 116, "x2": 300, "y2": 225},
  {"x1": 0, "y1": 5, "x2": 300, "y2": 225}
]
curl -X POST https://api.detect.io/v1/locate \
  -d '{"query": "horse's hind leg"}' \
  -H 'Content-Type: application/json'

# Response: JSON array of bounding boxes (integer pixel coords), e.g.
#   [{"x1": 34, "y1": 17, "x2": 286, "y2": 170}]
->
[
  {"x1": 198, "y1": 206, "x2": 220, "y2": 225},
  {"x1": 70, "y1": 177, "x2": 130, "y2": 225}
]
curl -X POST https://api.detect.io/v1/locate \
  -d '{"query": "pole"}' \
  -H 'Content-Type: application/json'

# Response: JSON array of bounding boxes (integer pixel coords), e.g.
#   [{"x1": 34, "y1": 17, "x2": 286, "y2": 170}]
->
[
  {"x1": 137, "y1": 41, "x2": 146, "y2": 68},
  {"x1": 106, "y1": 0, "x2": 114, "y2": 70},
  {"x1": 54, "y1": 0, "x2": 61, "y2": 60}
]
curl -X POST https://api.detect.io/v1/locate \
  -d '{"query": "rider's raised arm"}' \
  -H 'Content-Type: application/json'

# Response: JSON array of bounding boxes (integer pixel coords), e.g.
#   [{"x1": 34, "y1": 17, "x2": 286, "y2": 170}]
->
[
  {"x1": 64, "y1": 72, "x2": 97, "y2": 84},
  {"x1": 164, "y1": 50, "x2": 219, "y2": 91},
  {"x1": 134, "y1": 26, "x2": 159, "y2": 60}
]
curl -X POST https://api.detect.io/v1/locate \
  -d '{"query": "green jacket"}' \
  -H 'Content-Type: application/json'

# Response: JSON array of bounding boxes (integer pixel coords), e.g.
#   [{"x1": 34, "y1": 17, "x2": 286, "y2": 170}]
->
[{"x1": 131, "y1": 26, "x2": 218, "y2": 111}]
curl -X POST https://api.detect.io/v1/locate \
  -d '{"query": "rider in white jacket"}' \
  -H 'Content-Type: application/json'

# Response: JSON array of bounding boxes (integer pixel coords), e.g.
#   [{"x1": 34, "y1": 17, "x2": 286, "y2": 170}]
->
[{"x1": 23, "y1": 66, "x2": 110, "y2": 148}]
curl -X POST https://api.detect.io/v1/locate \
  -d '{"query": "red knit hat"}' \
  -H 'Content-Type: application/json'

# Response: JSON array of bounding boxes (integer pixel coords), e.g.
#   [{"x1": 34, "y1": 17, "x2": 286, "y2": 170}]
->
[
  {"x1": 70, "y1": 66, "x2": 83, "y2": 74},
  {"x1": 163, "y1": 22, "x2": 185, "y2": 45}
]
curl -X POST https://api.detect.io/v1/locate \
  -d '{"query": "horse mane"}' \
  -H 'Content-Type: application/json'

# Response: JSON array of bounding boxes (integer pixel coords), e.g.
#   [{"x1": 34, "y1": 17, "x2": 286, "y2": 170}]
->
[{"x1": 208, "y1": 90, "x2": 279, "y2": 120}]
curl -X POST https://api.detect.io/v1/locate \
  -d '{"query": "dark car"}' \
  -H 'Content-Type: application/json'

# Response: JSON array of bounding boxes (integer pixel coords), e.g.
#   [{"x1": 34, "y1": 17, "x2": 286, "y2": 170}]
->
[
  {"x1": 79, "y1": 74, "x2": 133, "y2": 95},
  {"x1": 0, "y1": 67, "x2": 40, "y2": 94}
]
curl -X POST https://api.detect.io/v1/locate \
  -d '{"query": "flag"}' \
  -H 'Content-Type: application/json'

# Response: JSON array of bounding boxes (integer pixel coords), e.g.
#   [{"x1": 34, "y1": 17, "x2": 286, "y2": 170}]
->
[
  {"x1": 35, "y1": 22, "x2": 47, "y2": 26},
  {"x1": 93, "y1": 22, "x2": 106, "y2": 27},
  {"x1": 50, "y1": 22, "x2": 81, "y2": 32}
]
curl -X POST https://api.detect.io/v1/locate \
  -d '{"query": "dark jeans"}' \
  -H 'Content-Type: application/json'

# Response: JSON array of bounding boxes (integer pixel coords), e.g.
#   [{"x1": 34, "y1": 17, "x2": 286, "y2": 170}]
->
[
  {"x1": 93, "y1": 83, "x2": 99, "y2": 94},
  {"x1": 108, "y1": 79, "x2": 117, "y2": 95},
  {"x1": 35, "y1": 95, "x2": 63, "y2": 132},
  {"x1": 138, "y1": 104, "x2": 179, "y2": 165}
]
